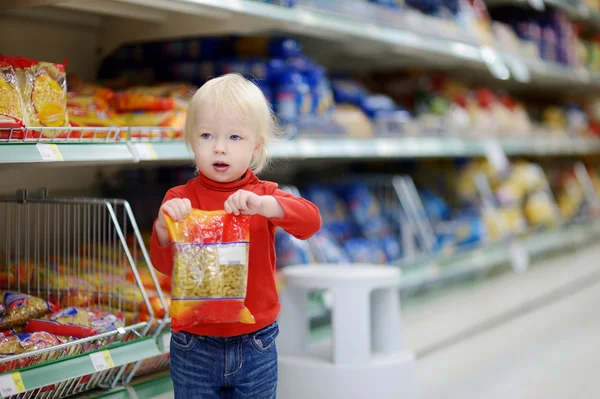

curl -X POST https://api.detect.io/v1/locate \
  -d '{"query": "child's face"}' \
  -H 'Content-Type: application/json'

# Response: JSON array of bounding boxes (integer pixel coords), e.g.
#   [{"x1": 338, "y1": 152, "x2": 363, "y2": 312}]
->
[{"x1": 191, "y1": 102, "x2": 261, "y2": 183}]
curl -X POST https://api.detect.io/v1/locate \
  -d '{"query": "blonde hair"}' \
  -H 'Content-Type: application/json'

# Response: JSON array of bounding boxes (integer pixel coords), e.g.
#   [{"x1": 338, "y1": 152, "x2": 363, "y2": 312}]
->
[{"x1": 184, "y1": 73, "x2": 280, "y2": 174}]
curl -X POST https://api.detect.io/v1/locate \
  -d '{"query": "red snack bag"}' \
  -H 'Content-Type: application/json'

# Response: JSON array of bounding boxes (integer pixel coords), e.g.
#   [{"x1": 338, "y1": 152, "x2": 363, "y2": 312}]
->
[{"x1": 165, "y1": 210, "x2": 255, "y2": 332}]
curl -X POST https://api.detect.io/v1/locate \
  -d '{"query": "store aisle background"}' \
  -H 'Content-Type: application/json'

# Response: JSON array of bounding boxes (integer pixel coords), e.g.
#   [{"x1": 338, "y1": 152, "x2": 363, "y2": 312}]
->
[{"x1": 155, "y1": 243, "x2": 600, "y2": 399}]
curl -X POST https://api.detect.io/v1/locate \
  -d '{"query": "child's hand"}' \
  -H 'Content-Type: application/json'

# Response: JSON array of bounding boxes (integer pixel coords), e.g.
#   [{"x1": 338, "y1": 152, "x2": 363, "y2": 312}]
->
[
  {"x1": 225, "y1": 190, "x2": 284, "y2": 219},
  {"x1": 224, "y1": 190, "x2": 263, "y2": 216},
  {"x1": 158, "y1": 198, "x2": 192, "y2": 225},
  {"x1": 155, "y1": 198, "x2": 192, "y2": 247}
]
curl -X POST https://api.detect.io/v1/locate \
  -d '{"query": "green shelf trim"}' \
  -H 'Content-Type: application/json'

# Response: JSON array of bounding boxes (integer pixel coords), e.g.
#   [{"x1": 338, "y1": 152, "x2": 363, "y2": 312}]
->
[{"x1": 1, "y1": 339, "x2": 160, "y2": 395}]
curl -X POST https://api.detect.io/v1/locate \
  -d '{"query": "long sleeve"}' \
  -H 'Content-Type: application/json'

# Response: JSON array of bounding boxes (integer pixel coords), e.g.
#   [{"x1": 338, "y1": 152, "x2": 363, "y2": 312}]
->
[
  {"x1": 149, "y1": 189, "x2": 181, "y2": 277},
  {"x1": 270, "y1": 189, "x2": 322, "y2": 240}
]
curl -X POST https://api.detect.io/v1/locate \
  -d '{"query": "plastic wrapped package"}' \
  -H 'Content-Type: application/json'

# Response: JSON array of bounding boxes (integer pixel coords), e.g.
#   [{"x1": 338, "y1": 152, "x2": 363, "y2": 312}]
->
[
  {"x1": 165, "y1": 210, "x2": 254, "y2": 332},
  {"x1": 0, "y1": 332, "x2": 67, "y2": 373},
  {"x1": 343, "y1": 238, "x2": 388, "y2": 264},
  {"x1": 0, "y1": 60, "x2": 27, "y2": 137},
  {"x1": 0, "y1": 292, "x2": 56, "y2": 330},
  {"x1": 339, "y1": 183, "x2": 392, "y2": 238},
  {"x1": 308, "y1": 230, "x2": 351, "y2": 264},
  {"x1": 25, "y1": 307, "x2": 124, "y2": 338},
  {"x1": 5, "y1": 56, "x2": 69, "y2": 133},
  {"x1": 274, "y1": 228, "x2": 312, "y2": 268}
]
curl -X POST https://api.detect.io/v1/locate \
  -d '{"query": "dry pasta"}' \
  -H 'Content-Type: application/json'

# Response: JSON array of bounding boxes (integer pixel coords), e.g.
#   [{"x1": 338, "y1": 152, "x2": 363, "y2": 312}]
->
[{"x1": 165, "y1": 210, "x2": 255, "y2": 332}]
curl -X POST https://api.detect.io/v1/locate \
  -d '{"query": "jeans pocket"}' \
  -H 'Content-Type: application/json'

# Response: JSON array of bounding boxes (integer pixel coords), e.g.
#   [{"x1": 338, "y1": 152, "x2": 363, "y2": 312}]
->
[
  {"x1": 171, "y1": 331, "x2": 198, "y2": 351},
  {"x1": 250, "y1": 321, "x2": 279, "y2": 353}
]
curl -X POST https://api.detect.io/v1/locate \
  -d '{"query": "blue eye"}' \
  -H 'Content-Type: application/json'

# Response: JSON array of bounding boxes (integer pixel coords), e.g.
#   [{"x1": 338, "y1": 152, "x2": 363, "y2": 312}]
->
[
  {"x1": 230, "y1": 135, "x2": 241, "y2": 141},
  {"x1": 200, "y1": 133, "x2": 212, "y2": 139}
]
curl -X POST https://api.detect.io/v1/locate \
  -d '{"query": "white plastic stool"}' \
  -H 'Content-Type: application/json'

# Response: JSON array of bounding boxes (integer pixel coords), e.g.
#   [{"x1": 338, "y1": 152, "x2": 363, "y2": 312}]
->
[{"x1": 277, "y1": 264, "x2": 419, "y2": 399}]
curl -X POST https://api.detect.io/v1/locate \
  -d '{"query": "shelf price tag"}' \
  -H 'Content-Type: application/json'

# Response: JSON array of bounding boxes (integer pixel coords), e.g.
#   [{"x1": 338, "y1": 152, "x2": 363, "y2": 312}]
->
[
  {"x1": 508, "y1": 240, "x2": 529, "y2": 273},
  {"x1": 505, "y1": 57, "x2": 531, "y2": 83},
  {"x1": 36, "y1": 144, "x2": 63, "y2": 161},
  {"x1": 0, "y1": 373, "x2": 25, "y2": 397},
  {"x1": 484, "y1": 140, "x2": 510, "y2": 173},
  {"x1": 162, "y1": 333, "x2": 172, "y2": 353},
  {"x1": 133, "y1": 143, "x2": 158, "y2": 161},
  {"x1": 90, "y1": 350, "x2": 115, "y2": 372}
]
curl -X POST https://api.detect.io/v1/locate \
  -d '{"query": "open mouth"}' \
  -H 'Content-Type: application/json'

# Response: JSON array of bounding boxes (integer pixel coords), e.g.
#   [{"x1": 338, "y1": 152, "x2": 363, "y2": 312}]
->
[{"x1": 213, "y1": 162, "x2": 230, "y2": 172}]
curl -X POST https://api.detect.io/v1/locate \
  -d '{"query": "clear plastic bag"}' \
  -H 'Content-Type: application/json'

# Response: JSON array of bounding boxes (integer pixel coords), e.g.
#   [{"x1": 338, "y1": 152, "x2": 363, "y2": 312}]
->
[{"x1": 165, "y1": 210, "x2": 255, "y2": 332}]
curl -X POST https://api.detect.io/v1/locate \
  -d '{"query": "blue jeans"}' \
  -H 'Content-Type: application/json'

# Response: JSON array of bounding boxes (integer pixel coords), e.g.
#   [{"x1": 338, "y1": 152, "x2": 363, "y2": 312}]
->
[{"x1": 170, "y1": 321, "x2": 279, "y2": 399}]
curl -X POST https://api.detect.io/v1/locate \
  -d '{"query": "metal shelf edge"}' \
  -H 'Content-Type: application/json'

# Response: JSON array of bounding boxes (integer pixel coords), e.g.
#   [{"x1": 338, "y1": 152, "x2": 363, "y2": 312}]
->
[{"x1": 1, "y1": 339, "x2": 161, "y2": 395}]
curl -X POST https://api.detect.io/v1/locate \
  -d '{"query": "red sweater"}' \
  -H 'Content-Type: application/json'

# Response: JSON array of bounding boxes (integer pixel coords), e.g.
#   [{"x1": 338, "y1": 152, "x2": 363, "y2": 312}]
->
[{"x1": 150, "y1": 169, "x2": 321, "y2": 337}]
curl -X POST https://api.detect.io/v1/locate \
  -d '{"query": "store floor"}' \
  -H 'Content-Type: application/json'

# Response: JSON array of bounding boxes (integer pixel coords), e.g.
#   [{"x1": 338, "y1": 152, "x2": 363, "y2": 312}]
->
[
  {"x1": 152, "y1": 244, "x2": 600, "y2": 399},
  {"x1": 418, "y1": 282, "x2": 600, "y2": 399}
]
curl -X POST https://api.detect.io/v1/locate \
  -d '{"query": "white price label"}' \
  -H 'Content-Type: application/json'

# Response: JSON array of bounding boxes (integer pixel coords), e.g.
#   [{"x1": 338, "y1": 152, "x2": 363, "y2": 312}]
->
[
  {"x1": 298, "y1": 10, "x2": 317, "y2": 25},
  {"x1": 134, "y1": 143, "x2": 158, "y2": 161},
  {"x1": 484, "y1": 140, "x2": 510, "y2": 173},
  {"x1": 162, "y1": 333, "x2": 172, "y2": 353},
  {"x1": 0, "y1": 373, "x2": 25, "y2": 397},
  {"x1": 36, "y1": 144, "x2": 63, "y2": 161},
  {"x1": 508, "y1": 241, "x2": 529, "y2": 273},
  {"x1": 344, "y1": 141, "x2": 362, "y2": 157},
  {"x1": 89, "y1": 350, "x2": 115, "y2": 372},
  {"x1": 218, "y1": 244, "x2": 247, "y2": 265},
  {"x1": 375, "y1": 139, "x2": 398, "y2": 156},
  {"x1": 298, "y1": 140, "x2": 317, "y2": 157}
]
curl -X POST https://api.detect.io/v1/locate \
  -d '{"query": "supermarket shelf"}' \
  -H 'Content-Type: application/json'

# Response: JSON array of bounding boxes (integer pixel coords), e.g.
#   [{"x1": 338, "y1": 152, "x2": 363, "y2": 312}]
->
[
  {"x1": 0, "y1": 143, "x2": 137, "y2": 164},
  {"x1": 3, "y1": 135, "x2": 600, "y2": 164},
  {"x1": 3, "y1": 1, "x2": 599, "y2": 89},
  {"x1": 400, "y1": 219, "x2": 600, "y2": 294},
  {"x1": 0, "y1": 339, "x2": 160, "y2": 397},
  {"x1": 486, "y1": 0, "x2": 600, "y2": 32}
]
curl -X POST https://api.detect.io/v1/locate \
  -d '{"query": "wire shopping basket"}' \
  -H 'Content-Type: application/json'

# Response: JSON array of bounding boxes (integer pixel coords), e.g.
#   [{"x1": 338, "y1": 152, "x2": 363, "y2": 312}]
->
[{"x1": 0, "y1": 189, "x2": 169, "y2": 397}]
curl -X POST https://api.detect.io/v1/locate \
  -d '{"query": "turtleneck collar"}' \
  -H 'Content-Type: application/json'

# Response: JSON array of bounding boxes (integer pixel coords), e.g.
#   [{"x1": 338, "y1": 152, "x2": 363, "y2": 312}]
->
[{"x1": 196, "y1": 169, "x2": 258, "y2": 192}]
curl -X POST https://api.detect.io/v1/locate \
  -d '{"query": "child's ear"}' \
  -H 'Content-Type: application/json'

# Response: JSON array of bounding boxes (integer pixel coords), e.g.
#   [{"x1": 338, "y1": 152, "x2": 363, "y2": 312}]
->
[{"x1": 253, "y1": 137, "x2": 264, "y2": 157}]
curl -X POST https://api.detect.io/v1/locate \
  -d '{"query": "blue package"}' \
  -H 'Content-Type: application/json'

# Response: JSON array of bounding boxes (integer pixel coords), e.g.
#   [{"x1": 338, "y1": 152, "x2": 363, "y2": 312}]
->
[
  {"x1": 275, "y1": 228, "x2": 311, "y2": 268},
  {"x1": 454, "y1": 217, "x2": 486, "y2": 247},
  {"x1": 269, "y1": 37, "x2": 303, "y2": 59},
  {"x1": 331, "y1": 78, "x2": 369, "y2": 106},
  {"x1": 276, "y1": 65, "x2": 312, "y2": 124},
  {"x1": 360, "y1": 94, "x2": 398, "y2": 120},
  {"x1": 344, "y1": 238, "x2": 388, "y2": 264},
  {"x1": 303, "y1": 185, "x2": 349, "y2": 224},
  {"x1": 339, "y1": 183, "x2": 392, "y2": 238},
  {"x1": 310, "y1": 230, "x2": 351, "y2": 264},
  {"x1": 368, "y1": 0, "x2": 400, "y2": 8},
  {"x1": 381, "y1": 235, "x2": 403, "y2": 262},
  {"x1": 420, "y1": 190, "x2": 451, "y2": 221}
]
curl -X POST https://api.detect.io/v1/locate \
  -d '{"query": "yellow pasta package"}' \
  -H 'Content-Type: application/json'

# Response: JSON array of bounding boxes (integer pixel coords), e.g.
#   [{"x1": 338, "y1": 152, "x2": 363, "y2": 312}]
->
[
  {"x1": 165, "y1": 210, "x2": 255, "y2": 332},
  {"x1": 5, "y1": 56, "x2": 69, "y2": 134}
]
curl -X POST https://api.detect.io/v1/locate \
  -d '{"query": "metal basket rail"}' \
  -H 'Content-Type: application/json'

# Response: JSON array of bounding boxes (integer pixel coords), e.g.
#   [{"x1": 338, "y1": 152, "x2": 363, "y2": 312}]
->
[
  {"x1": 0, "y1": 127, "x2": 181, "y2": 143},
  {"x1": 4, "y1": 367, "x2": 123, "y2": 399},
  {"x1": 0, "y1": 191, "x2": 165, "y2": 390},
  {"x1": 123, "y1": 351, "x2": 171, "y2": 383}
]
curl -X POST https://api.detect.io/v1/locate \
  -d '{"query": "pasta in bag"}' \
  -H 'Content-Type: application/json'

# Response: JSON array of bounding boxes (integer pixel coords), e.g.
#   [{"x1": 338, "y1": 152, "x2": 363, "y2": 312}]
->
[{"x1": 165, "y1": 210, "x2": 254, "y2": 332}]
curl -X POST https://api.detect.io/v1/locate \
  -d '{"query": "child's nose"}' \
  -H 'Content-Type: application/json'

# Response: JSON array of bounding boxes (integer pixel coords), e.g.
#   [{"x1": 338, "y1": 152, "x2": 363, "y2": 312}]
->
[{"x1": 214, "y1": 139, "x2": 227, "y2": 154}]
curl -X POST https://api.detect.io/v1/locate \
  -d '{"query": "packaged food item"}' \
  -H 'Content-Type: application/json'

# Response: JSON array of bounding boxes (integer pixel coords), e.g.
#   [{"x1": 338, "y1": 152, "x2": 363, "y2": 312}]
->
[
  {"x1": 139, "y1": 295, "x2": 170, "y2": 319},
  {"x1": 0, "y1": 60, "x2": 27, "y2": 137},
  {"x1": 343, "y1": 238, "x2": 388, "y2": 264},
  {"x1": 5, "y1": 56, "x2": 69, "y2": 130},
  {"x1": 339, "y1": 183, "x2": 392, "y2": 238},
  {"x1": 274, "y1": 228, "x2": 312, "y2": 268},
  {"x1": 165, "y1": 210, "x2": 254, "y2": 332},
  {"x1": 0, "y1": 292, "x2": 55, "y2": 329},
  {"x1": 25, "y1": 307, "x2": 125, "y2": 339},
  {"x1": 308, "y1": 230, "x2": 351, "y2": 264}
]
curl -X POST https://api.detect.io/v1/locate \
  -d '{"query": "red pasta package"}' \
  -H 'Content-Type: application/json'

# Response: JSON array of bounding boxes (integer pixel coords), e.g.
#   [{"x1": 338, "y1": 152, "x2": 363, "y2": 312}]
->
[{"x1": 165, "y1": 210, "x2": 254, "y2": 332}]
